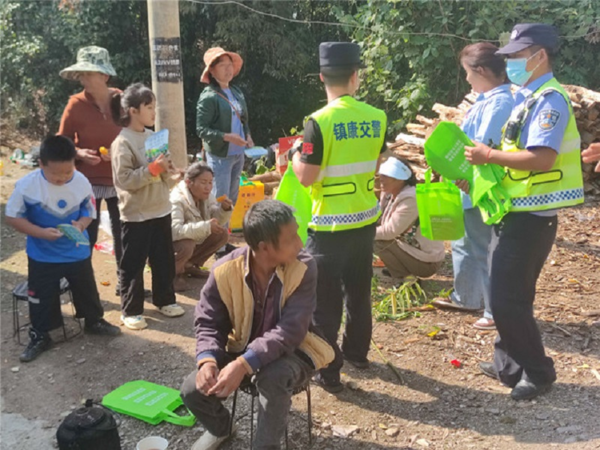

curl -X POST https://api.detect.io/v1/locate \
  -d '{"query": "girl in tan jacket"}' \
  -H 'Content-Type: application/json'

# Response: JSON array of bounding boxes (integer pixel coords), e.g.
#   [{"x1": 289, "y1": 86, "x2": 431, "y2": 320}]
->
[{"x1": 110, "y1": 83, "x2": 184, "y2": 330}]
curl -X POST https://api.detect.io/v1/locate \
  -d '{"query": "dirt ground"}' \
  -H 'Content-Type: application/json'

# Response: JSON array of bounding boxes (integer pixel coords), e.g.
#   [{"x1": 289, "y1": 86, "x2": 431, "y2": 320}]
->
[{"x1": 1, "y1": 135, "x2": 600, "y2": 450}]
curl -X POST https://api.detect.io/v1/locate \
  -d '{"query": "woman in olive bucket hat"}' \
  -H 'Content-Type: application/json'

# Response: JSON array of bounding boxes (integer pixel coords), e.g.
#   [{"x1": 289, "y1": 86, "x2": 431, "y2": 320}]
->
[
  {"x1": 57, "y1": 46, "x2": 129, "y2": 295},
  {"x1": 196, "y1": 48, "x2": 253, "y2": 256}
]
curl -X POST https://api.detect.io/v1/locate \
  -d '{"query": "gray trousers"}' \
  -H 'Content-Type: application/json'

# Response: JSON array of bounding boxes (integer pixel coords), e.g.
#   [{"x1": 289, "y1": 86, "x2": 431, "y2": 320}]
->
[
  {"x1": 374, "y1": 240, "x2": 442, "y2": 279},
  {"x1": 180, "y1": 353, "x2": 313, "y2": 450}
]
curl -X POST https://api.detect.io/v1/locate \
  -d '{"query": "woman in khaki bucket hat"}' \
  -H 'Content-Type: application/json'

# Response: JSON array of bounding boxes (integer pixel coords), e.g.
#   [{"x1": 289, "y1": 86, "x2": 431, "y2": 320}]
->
[{"x1": 57, "y1": 46, "x2": 130, "y2": 296}]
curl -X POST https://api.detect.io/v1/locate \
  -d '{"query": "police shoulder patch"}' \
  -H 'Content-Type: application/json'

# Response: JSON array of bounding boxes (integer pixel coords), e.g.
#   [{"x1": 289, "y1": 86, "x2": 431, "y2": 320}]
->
[{"x1": 538, "y1": 109, "x2": 560, "y2": 131}]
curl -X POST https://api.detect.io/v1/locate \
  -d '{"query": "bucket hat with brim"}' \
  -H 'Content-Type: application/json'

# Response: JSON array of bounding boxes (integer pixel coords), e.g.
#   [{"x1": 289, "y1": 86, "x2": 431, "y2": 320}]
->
[
  {"x1": 200, "y1": 47, "x2": 243, "y2": 84},
  {"x1": 60, "y1": 46, "x2": 117, "y2": 80}
]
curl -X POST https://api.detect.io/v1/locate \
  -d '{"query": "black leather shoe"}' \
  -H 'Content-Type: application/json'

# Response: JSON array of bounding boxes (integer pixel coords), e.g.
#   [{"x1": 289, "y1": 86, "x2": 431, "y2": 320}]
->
[
  {"x1": 20, "y1": 330, "x2": 52, "y2": 363},
  {"x1": 510, "y1": 379, "x2": 553, "y2": 401},
  {"x1": 312, "y1": 373, "x2": 344, "y2": 394},
  {"x1": 479, "y1": 362, "x2": 499, "y2": 380},
  {"x1": 344, "y1": 356, "x2": 370, "y2": 369},
  {"x1": 215, "y1": 243, "x2": 237, "y2": 260},
  {"x1": 115, "y1": 284, "x2": 152, "y2": 298},
  {"x1": 84, "y1": 318, "x2": 122, "y2": 336}
]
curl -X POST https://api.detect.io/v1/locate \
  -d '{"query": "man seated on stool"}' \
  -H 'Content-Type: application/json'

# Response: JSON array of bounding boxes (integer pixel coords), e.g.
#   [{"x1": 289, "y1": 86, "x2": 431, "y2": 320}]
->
[
  {"x1": 180, "y1": 200, "x2": 334, "y2": 450},
  {"x1": 171, "y1": 162, "x2": 233, "y2": 292}
]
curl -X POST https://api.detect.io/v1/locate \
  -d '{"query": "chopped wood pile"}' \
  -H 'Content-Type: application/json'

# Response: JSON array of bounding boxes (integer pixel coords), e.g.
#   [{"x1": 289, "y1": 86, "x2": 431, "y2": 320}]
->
[{"x1": 389, "y1": 84, "x2": 600, "y2": 194}]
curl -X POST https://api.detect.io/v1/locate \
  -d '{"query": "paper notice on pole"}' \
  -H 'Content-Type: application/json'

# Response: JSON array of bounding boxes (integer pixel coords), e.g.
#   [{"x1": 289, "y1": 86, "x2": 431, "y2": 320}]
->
[{"x1": 152, "y1": 37, "x2": 182, "y2": 83}]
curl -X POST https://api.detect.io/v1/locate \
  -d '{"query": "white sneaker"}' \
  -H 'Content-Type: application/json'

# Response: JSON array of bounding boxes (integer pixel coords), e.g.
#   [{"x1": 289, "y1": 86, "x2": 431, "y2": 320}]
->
[
  {"x1": 158, "y1": 304, "x2": 185, "y2": 317},
  {"x1": 191, "y1": 424, "x2": 237, "y2": 450},
  {"x1": 121, "y1": 315, "x2": 148, "y2": 330}
]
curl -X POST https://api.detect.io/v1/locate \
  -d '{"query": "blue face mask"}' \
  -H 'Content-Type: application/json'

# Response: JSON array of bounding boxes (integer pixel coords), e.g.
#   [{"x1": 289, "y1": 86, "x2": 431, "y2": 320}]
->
[{"x1": 506, "y1": 51, "x2": 541, "y2": 86}]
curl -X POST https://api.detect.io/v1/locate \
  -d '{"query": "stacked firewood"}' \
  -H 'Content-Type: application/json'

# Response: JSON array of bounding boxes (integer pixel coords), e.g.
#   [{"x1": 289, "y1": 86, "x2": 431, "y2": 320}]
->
[{"x1": 389, "y1": 85, "x2": 600, "y2": 193}]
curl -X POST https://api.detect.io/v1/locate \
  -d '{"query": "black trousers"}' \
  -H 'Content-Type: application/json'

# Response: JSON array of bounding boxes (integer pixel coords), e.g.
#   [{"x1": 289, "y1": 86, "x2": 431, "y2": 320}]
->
[
  {"x1": 28, "y1": 257, "x2": 104, "y2": 334},
  {"x1": 490, "y1": 212, "x2": 557, "y2": 387},
  {"x1": 87, "y1": 196, "x2": 123, "y2": 268},
  {"x1": 119, "y1": 215, "x2": 176, "y2": 316},
  {"x1": 306, "y1": 223, "x2": 376, "y2": 382}
]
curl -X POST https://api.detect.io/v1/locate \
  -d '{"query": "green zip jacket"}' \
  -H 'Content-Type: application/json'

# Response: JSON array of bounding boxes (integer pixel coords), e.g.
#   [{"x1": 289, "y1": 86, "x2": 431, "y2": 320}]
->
[{"x1": 196, "y1": 83, "x2": 250, "y2": 158}]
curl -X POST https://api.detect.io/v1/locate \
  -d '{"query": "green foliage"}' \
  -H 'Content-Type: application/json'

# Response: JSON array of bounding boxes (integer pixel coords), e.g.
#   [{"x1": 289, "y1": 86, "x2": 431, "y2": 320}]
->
[
  {"x1": 2, "y1": 0, "x2": 599, "y2": 147},
  {"x1": 372, "y1": 276, "x2": 428, "y2": 321},
  {"x1": 1, "y1": 0, "x2": 342, "y2": 148},
  {"x1": 1, "y1": 0, "x2": 151, "y2": 134},
  {"x1": 335, "y1": 0, "x2": 600, "y2": 135}
]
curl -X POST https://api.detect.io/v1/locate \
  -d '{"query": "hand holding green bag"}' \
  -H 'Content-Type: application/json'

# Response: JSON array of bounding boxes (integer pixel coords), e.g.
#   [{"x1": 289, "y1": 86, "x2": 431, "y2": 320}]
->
[
  {"x1": 274, "y1": 163, "x2": 312, "y2": 245},
  {"x1": 471, "y1": 163, "x2": 512, "y2": 225},
  {"x1": 424, "y1": 121, "x2": 511, "y2": 225},
  {"x1": 416, "y1": 169, "x2": 465, "y2": 240}
]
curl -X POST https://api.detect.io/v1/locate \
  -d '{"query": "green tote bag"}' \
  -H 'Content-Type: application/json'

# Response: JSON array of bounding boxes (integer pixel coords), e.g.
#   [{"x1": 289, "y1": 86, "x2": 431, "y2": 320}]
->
[
  {"x1": 274, "y1": 164, "x2": 312, "y2": 245},
  {"x1": 102, "y1": 380, "x2": 196, "y2": 427},
  {"x1": 416, "y1": 169, "x2": 465, "y2": 241}
]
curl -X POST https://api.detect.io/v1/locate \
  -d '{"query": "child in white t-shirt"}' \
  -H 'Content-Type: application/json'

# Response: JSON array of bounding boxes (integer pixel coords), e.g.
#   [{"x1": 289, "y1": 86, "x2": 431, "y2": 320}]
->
[{"x1": 5, "y1": 135, "x2": 121, "y2": 363}]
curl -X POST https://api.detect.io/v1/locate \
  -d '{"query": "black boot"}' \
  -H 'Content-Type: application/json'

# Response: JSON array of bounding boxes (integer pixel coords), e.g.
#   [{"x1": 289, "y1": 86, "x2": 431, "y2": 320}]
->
[
  {"x1": 20, "y1": 329, "x2": 52, "y2": 363},
  {"x1": 84, "y1": 318, "x2": 122, "y2": 336}
]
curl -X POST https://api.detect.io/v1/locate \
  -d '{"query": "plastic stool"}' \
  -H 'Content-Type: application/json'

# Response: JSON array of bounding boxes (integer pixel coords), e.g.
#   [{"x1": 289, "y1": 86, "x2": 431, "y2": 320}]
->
[{"x1": 12, "y1": 278, "x2": 82, "y2": 344}]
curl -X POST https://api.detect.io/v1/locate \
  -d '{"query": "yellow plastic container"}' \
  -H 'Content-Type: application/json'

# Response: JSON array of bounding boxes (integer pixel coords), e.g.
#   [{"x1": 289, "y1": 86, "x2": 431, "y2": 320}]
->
[{"x1": 230, "y1": 180, "x2": 265, "y2": 230}]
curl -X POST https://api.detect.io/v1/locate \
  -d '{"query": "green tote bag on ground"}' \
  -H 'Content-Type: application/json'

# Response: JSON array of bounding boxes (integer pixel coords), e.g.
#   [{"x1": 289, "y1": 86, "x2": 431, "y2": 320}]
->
[
  {"x1": 274, "y1": 164, "x2": 312, "y2": 245},
  {"x1": 102, "y1": 380, "x2": 196, "y2": 427},
  {"x1": 416, "y1": 169, "x2": 465, "y2": 241}
]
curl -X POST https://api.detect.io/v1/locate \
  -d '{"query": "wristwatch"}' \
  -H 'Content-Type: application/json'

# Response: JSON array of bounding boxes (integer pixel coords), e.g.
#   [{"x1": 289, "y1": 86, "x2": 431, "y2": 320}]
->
[{"x1": 287, "y1": 138, "x2": 303, "y2": 161}]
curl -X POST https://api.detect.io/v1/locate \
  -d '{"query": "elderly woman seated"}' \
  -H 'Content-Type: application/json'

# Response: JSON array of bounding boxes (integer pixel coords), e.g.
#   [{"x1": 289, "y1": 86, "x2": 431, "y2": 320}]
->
[
  {"x1": 374, "y1": 157, "x2": 445, "y2": 281},
  {"x1": 171, "y1": 162, "x2": 233, "y2": 291}
]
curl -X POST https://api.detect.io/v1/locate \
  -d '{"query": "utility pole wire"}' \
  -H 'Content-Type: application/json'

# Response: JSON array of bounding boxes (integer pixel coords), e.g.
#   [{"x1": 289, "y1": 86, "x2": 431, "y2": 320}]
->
[{"x1": 185, "y1": 0, "x2": 598, "y2": 42}]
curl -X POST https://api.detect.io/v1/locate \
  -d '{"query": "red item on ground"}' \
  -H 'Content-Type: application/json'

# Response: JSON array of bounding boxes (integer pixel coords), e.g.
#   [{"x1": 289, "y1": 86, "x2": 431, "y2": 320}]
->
[{"x1": 450, "y1": 359, "x2": 462, "y2": 368}]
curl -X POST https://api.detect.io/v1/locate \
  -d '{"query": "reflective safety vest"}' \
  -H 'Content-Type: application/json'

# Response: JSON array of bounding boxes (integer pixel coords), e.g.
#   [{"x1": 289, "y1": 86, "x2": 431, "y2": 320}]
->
[
  {"x1": 309, "y1": 96, "x2": 386, "y2": 232},
  {"x1": 500, "y1": 77, "x2": 584, "y2": 212}
]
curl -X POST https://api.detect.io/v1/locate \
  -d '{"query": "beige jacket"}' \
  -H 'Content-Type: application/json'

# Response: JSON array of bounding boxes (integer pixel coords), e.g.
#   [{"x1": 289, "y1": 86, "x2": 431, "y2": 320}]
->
[
  {"x1": 208, "y1": 249, "x2": 335, "y2": 371},
  {"x1": 111, "y1": 128, "x2": 175, "y2": 222},
  {"x1": 170, "y1": 180, "x2": 232, "y2": 243},
  {"x1": 376, "y1": 186, "x2": 445, "y2": 263}
]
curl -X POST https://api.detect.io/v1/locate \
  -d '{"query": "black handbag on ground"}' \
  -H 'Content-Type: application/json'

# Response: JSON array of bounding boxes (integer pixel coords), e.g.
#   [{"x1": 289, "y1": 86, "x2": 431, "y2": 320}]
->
[{"x1": 57, "y1": 399, "x2": 121, "y2": 450}]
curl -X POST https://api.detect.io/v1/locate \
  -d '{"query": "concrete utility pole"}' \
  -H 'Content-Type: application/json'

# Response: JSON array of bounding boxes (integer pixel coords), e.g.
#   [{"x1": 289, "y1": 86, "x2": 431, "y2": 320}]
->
[{"x1": 147, "y1": 0, "x2": 187, "y2": 169}]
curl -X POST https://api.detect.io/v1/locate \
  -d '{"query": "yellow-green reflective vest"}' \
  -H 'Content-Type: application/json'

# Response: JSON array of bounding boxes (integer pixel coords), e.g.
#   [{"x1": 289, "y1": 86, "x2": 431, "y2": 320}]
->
[
  {"x1": 309, "y1": 96, "x2": 386, "y2": 232},
  {"x1": 500, "y1": 77, "x2": 584, "y2": 212}
]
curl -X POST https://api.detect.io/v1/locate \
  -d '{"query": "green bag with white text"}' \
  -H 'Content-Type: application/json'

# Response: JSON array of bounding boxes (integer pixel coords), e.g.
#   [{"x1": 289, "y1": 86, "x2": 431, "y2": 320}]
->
[{"x1": 416, "y1": 169, "x2": 465, "y2": 241}]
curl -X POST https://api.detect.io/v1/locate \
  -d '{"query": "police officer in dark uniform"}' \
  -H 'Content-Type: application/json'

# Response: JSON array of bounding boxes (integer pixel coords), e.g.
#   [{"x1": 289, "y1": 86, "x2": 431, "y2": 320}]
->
[
  {"x1": 292, "y1": 43, "x2": 388, "y2": 392},
  {"x1": 465, "y1": 24, "x2": 584, "y2": 400}
]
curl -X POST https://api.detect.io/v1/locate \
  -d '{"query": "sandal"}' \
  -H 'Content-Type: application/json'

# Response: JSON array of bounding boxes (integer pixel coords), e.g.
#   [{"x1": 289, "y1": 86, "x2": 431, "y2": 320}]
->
[
  {"x1": 431, "y1": 297, "x2": 480, "y2": 311},
  {"x1": 473, "y1": 317, "x2": 496, "y2": 330}
]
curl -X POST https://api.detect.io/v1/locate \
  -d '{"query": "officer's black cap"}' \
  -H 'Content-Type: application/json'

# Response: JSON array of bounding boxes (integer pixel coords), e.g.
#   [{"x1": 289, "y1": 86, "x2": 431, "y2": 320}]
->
[
  {"x1": 497, "y1": 23, "x2": 559, "y2": 55},
  {"x1": 319, "y1": 42, "x2": 366, "y2": 69}
]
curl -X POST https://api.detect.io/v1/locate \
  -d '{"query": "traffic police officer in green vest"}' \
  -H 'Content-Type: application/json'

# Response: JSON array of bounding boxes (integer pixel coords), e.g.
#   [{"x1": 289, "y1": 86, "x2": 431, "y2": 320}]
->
[
  {"x1": 465, "y1": 23, "x2": 584, "y2": 400},
  {"x1": 291, "y1": 42, "x2": 387, "y2": 392}
]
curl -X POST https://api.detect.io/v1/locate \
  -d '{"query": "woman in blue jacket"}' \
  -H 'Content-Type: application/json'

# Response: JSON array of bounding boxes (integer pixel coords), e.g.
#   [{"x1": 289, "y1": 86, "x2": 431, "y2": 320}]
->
[{"x1": 433, "y1": 42, "x2": 513, "y2": 330}]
